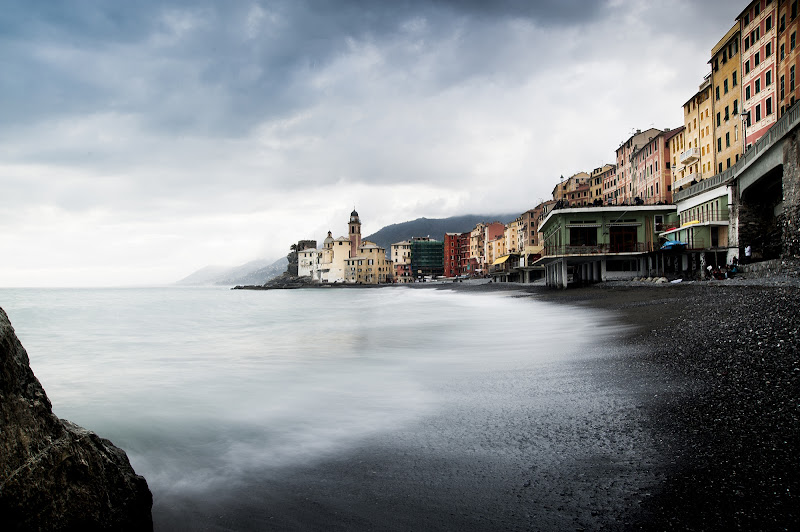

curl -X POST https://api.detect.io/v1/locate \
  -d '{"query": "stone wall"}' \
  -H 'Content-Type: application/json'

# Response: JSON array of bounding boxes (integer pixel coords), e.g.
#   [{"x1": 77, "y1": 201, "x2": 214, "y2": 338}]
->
[{"x1": 782, "y1": 130, "x2": 800, "y2": 257}]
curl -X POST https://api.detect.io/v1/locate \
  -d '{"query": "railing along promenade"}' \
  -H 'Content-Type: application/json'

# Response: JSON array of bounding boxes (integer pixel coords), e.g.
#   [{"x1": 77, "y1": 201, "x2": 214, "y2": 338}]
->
[
  {"x1": 674, "y1": 101, "x2": 800, "y2": 202},
  {"x1": 543, "y1": 242, "x2": 653, "y2": 257}
]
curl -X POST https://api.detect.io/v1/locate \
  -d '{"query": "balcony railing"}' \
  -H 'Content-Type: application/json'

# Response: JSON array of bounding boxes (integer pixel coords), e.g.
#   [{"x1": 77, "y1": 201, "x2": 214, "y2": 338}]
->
[
  {"x1": 673, "y1": 171, "x2": 701, "y2": 189},
  {"x1": 676, "y1": 212, "x2": 729, "y2": 225},
  {"x1": 543, "y1": 242, "x2": 653, "y2": 256},
  {"x1": 679, "y1": 147, "x2": 700, "y2": 165}
]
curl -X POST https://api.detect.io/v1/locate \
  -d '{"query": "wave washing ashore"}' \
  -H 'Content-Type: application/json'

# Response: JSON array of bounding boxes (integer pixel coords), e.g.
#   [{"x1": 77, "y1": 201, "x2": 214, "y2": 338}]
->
[{"x1": 1, "y1": 276, "x2": 798, "y2": 530}]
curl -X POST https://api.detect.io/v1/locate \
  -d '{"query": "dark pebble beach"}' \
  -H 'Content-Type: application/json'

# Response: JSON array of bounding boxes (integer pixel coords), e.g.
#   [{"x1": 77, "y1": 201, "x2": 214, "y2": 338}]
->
[
  {"x1": 526, "y1": 279, "x2": 800, "y2": 530},
  {"x1": 159, "y1": 277, "x2": 800, "y2": 531}
]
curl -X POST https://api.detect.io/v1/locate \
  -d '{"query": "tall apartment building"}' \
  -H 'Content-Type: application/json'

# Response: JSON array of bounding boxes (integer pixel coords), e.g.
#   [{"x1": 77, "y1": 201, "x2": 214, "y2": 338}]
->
[
  {"x1": 469, "y1": 222, "x2": 486, "y2": 272},
  {"x1": 632, "y1": 128, "x2": 682, "y2": 204},
  {"x1": 738, "y1": 0, "x2": 778, "y2": 147},
  {"x1": 504, "y1": 219, "x2": 520, "y2": 253},
  {"x1": 711, "y1": 24, "x2": 744, "y2": 174},
  {"x1": 589, "y1": 164, "x2": 614, "y2": 205},
  {"x1": 669, "y1": 128, "x2": 687, "y2": 191},
  {"x1": 778, "y1": 0, "x2": 800, "y2": 115},
  {"x1": 615, "y1": 128, "x2": 661, "y2": 205},
  {"x1": 679, "y1": 76, "x2": 716, "y2": 187},
  {"x1": 443, "y1": 232, "x2": 469, "y2": 278}
]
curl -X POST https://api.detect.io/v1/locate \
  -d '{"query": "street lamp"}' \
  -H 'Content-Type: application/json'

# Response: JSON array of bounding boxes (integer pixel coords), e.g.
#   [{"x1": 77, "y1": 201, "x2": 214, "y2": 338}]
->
[{"x1": 741, "y1": 109, "x2": 751, "y2": 154}]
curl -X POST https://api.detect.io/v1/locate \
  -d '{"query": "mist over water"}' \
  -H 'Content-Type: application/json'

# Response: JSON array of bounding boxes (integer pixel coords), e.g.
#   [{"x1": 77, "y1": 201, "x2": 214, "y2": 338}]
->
[{"x1": 1, "y1": 286, "x2": 627, "y2": 526}]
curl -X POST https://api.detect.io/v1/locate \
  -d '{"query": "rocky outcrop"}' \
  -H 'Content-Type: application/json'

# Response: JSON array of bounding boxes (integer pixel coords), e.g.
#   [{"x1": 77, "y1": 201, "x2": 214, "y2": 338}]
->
[
  {"x1": 0, "y1": 308, "x2": 153, "y2": 531},
  {"x1": 232, "y1": 272, "x2": 320, "y2": 290}
]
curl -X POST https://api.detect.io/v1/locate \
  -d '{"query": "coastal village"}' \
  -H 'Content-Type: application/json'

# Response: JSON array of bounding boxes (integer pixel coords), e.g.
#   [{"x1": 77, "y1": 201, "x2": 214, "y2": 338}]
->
[{"x1": 290, "y1": 0, "x2": 800, "y2": 288}]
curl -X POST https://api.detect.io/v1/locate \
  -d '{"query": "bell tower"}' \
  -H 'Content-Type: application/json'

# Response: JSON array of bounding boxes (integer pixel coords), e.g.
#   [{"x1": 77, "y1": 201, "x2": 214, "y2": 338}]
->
[{"x1": 348, "y1": 208, "x2": 361, "y2": 257}]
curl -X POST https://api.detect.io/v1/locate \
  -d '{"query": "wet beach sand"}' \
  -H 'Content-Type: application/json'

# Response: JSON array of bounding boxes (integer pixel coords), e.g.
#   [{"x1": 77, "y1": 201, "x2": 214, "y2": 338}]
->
[
  {"x1": 442, "y1": 278, "x2": 800, "y2": 530},
  {"x1": 160, "y1": 278, "x2": 799, "y2": 531}
]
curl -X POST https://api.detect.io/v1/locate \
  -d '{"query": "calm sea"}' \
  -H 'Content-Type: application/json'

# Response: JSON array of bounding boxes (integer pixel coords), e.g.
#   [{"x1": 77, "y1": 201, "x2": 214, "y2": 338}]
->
[{"x1": 0, "y1": 286, "x2": 646, "y2": 530}]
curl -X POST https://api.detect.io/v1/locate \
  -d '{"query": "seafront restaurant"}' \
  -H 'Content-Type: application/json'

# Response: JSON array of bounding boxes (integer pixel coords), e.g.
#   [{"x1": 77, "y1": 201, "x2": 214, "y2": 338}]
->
[
  {"x1": 659, "y1": 181, "x2": 733, "y2": 274},
  {"x1": 535, "y1": 204, "x2": 677, "y2": 288}
]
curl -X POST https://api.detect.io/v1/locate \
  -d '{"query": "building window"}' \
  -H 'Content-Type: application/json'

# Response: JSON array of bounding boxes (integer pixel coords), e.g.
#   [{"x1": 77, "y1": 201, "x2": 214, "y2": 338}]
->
[
  {"x1": 756, "y1": 104, "x2": 762, "y2": 122},
  {"x1": 717, "y1": 137, "x2": 722, "y2": 152},
  {"x1": 756, "y1": 79, "x2": 761, "y2": 93},
  {"x1": 793, "y1": 32, "x2": 797, "y2": 50},
  {"x1": 781, "y1": 43, "x2": 786, "y2": 60},
  {"x1": 716, "y1": 112, "x2": 721, "y2": 127},
  {"x1": 732, "y1": 71, "x2": 738, "y2": 87},
  {"x1": 719, "y1": 162, "x2": 723, "y2": 173},
  {"x1": 725, "y1": 105, "x2": 730, "y2": 121},
  {"x1": 767, "y1": 97, "x2": 773, "y2": 115},
  {"x1": 781, "y1": 75, "x2": 786, "y2": 99},
  {"x1": 734, "y1": 99, "x2": 739, "y2": 115},
  {"x1": 766, "y1": 42, "x2": 772, "y2": 58},
  {"x1": 766, "y1": 15, "x2": 773, "y2": 31},
  {"x1": 724, "y1": 79, "x2": 729, "y2": 94},
  {"x1": 746, "y1": 85, "x2": 751, "y2": 99},
  {"x1": 716, "y1": 86, "x2": 720, "y2": 100},
  {"x1": 745, "y1": 60, "x2": 751, "y2": 74},
  {"x1": 726, "y1": 132, "x2": 731, "y2": 147},
  {"x1": 792, "y1": 66, "x2": 796, "y2": 91},
  {"x1": 755, "y1": 52, "x2": 760, "y2": 66},
  {"x1": 745, "y1": 35, "x2": 750, "y2": 50}
]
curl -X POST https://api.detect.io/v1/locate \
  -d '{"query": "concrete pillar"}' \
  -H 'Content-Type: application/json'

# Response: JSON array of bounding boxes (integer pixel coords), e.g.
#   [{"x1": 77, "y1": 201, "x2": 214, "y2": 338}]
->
[
  {"x1": 558, "y1": 260, "x2": 568, "y2": 289},
  {"x1": 600, "y1": 259, "x2": 607, "y2": 282},
  {"x1": 700, "y1": 252, "x2": 707, "y2": 279}
]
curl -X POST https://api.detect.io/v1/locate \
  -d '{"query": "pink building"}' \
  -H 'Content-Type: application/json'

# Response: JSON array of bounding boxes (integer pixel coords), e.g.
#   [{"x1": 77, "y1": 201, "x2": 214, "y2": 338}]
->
[
  {"x1": 738, "y1": 0, "x2": 778, "y2": 147},
  {"x1": 615, "y1": 128, "x2": 662, "y2": 205},
  {"x1": 631, "y1": 127, "x2": 683, "y2": 204}
]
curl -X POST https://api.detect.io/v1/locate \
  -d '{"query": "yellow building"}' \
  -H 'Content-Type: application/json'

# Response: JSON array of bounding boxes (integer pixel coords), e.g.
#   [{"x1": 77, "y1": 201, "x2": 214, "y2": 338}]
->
[
  {"x1": 344, "y1": 241, "x2": 393, "y2": 284},
  {"x1": 669, "y1": 128, "x2": 686, "y2": 191},
  {"x1": 504, "y1": 221, "x2": 519, "y2": 254},
  {"x1": 676, "y1": 77, "x2": 714, "y2": 190},
  {"x1": 711, "y1": 24, "x2": 743, "y2": 175},
  {"x1": 590, "y1": 164, "x2": 615, "y2": 205},
  {"x1": 470, "y1": 222, "x2": 486, "y2": 272}
]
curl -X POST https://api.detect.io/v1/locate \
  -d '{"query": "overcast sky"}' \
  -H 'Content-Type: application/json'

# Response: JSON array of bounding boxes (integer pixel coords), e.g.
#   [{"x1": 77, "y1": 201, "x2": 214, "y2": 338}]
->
[{"x1": 2, "y1": 0, "x2": 744, "y2": 286}]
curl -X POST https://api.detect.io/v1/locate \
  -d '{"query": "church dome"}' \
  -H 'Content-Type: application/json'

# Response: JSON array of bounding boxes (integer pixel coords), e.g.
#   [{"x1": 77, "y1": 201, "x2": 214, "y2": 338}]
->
[{"x1": 350, "y1": 209, "x2": 359, "y2": 217}]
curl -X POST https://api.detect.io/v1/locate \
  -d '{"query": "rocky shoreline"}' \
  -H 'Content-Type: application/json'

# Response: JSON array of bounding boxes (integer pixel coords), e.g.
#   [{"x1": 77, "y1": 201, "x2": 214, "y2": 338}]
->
[{"x1": 0, "y1": 308, "x2": 153, "y2": 531}]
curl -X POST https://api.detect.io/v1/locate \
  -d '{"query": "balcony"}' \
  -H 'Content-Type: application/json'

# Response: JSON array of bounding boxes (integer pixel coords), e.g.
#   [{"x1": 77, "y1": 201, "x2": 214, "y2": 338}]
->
[
  {"x1": 673, "y1": 171, "x2": 701, "y2": 189},
  {"x1": 543, "y1": 242, "x2": 653, "y2": 256},
  {"x1": 679, "y1": 147, "x2": 700, "y2": 165}
]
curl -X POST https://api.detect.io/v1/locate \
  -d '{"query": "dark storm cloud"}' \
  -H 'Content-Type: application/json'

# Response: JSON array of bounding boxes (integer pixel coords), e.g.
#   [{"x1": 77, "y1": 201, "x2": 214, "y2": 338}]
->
[{"x1": 0, "y1": 0, "x2": 611, "y2": 138}]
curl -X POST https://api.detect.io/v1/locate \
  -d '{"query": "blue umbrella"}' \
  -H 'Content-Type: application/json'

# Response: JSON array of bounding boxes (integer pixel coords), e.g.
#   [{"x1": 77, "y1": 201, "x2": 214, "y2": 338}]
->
[{"x1": 660, "y1": 240, "x2": 687, "y2": 250}]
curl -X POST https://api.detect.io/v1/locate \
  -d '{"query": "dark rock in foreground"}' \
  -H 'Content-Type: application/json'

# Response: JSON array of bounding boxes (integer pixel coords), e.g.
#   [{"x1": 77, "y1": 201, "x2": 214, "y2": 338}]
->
[{"x1": 0, "y1": 308, "x2": 153, "y2": 531}]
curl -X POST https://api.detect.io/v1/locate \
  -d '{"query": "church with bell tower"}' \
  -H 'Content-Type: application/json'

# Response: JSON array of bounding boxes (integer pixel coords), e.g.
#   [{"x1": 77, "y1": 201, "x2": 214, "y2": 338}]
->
[
  {"x1": 296, "y1": 208, "x2": 392, "y2": 284},
  {"x1": 348, "y1": 209, "x2": 361, "y2": 258}
]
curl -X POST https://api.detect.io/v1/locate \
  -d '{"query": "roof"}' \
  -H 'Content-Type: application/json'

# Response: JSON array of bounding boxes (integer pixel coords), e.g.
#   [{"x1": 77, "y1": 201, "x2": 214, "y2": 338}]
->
[{"x1": 710, "y1": 23, "x2": 740, "y2": 59}]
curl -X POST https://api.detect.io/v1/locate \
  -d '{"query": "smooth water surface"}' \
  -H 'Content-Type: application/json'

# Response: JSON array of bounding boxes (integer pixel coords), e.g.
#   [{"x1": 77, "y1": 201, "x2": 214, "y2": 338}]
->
[{"x1": 1, "y1": 286, "x2": 635, "y2": 529}]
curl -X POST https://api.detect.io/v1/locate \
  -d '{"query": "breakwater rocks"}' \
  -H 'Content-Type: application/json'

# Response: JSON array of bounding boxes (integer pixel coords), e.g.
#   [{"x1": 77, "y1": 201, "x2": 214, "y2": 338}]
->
[
  {"x1": 232, "y1": 272, "x2": 318, "y2": 290},
  {"x1": 0, "y1": 308, "x2": 153, "y2": 531}
]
